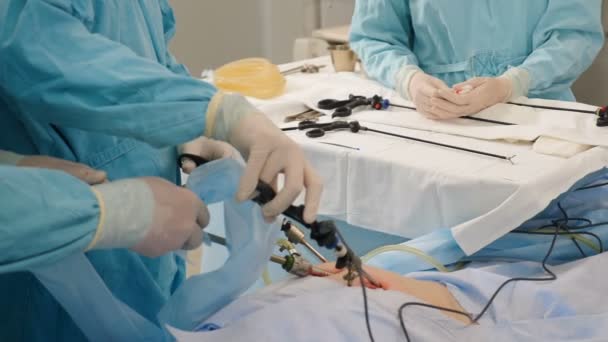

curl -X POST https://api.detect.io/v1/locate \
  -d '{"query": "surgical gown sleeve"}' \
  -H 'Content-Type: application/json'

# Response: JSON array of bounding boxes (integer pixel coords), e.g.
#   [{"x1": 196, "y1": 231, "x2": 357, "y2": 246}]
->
[
  {"x1": 0, "y1": 166, "x2": 99, "y2": 272},
  {"x1": 349, "y1": 0, "x2": 418, "y2": 89},
  {"x1": 0, "y1": 0, "x2": 216, "y2": 148},
  {"x1": 520, "y1": 0, "x2": 604, "y2": 99}
]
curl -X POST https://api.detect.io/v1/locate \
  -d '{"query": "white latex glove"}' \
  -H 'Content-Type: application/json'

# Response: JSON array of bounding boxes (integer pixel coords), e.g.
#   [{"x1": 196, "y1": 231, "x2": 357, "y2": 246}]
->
[
  {"x1": 88, "y1": 177, "x2": 209, "y2": 258},
  {"x1": 179, "y1": 137, "x2": 237, "y2": 174},
  {"x1": 11, "y1": 153, "x2": 107, "y2": 185},
  {"x1": 205, "y1": 93, "x2": 323, "y2": 223},
  {"x1": 399, "y1": 68, "x2": 452, "y2": 120},
  {"x1": 434, "y1": 68, "x2": 531, "y2": 118}
]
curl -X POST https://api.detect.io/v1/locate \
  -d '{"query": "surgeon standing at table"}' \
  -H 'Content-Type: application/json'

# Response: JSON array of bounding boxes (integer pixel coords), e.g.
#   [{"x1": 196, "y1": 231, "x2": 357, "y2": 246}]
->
[
  {"x1": 350, "y1": 0, "x2": 604, "y2": 119},
  {"x1": 0, "y1": 1, "x2": 322, "y2": 341}
]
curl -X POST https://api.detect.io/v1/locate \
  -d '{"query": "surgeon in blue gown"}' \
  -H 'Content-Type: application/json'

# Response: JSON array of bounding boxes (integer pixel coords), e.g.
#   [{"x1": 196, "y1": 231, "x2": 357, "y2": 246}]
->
[
  {"x1": 0, "y1": 1, "x2": 322, "y2": 341},
  {"x1": 350, "y1": 0, "x2": 604, "y2": 119}
]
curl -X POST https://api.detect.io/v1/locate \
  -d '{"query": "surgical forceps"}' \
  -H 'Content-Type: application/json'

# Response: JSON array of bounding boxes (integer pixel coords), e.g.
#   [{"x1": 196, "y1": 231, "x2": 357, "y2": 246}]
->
[
  {"x1": 284, "y1": 109, "x2": 324, "y2": 123},
  {"x1": 508, "y1": 102, "x2": 608, "y2": 127},
  {"x1": 281, "y1": 64, "x2": 327, "y2": 76},
  {"x1": 288, "y1": 120, "x2": 515, "y2": 162}
]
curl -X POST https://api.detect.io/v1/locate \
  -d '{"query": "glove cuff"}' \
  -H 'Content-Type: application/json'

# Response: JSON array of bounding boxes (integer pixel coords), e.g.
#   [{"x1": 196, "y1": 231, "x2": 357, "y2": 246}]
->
[
  {"x1": 500, "y1": 67, "x2": 530, "y2": 101},
  {"x1": 396, "y1": 65, "x2": 423, "y2": 101},
  {"x1": 0, "y1": 150, "x2": 24, "y2": 166},
  {"x1": 205, "y1": 92, "x2": 258, "y2": 142},
  {"x1": 86, "y1": 179, "x2": 154, "y2": 251}
]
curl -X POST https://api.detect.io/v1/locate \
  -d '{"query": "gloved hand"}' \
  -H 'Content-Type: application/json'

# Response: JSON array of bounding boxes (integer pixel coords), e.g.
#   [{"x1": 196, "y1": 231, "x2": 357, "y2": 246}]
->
[
  {"x1": 179, "y1": 137, "x2": 237, "y2": 174},
  {"x1": 205, "y1": 93, "x2": 323, "y2": 223},
  {"x1": 14, "y1": 153, "x2": 107, "y2": 185},
  {"x1": 88, "y1": 177, "x2": 209, "y2": 257},
  {"x1": 433, "y1": 77, "x2": 513, "y2": 118},
  {"x1": 398, "y1": 66, "x2": 451, "y2": 120},
  {"x1": 434, "y1": 67, "x2": 531, "y2": 118}
]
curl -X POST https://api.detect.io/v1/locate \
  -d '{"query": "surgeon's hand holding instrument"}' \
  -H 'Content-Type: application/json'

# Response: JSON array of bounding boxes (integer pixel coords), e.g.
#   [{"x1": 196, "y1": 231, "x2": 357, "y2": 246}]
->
[
  {"x1": 178, "y1": 154, "x2": 380, "y2": 288},
  {"x1": 203, "y1": 93, "x2": 323, "y2": 223},
  {"x1": 179, "y1": 137, "x2": 237, "y2": 174}
]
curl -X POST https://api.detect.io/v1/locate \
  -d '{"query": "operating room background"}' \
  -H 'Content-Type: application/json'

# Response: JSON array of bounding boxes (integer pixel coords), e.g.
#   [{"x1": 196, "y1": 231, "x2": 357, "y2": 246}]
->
[{"x1": 168, "y1": 0, "x2": 608, "y2": 106}]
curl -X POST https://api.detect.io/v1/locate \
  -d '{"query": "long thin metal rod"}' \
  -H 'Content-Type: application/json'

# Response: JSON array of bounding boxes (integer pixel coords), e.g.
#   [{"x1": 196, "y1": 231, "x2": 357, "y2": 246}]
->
[
  {"x1": 390, "y1": 103, "x2": 514, "y2": 126},
  {"x1": 508, "y1": 102, "x2": 597, "y2": 115},
  {"x1": 207, "y1": 232, "x2": 227, "y2": 246},
  {"x1": 319, "y1": 142, "x2": 360, "y2": 150},
  {"x1": 364, "y1": 127, "x2": 514, "y2": 162},
  {"x1": 301, "y1": 240, "x2": 328, "y2": 263},
  {"x1": 462, "y1": 116, "x2": 515, "y2": 125}
]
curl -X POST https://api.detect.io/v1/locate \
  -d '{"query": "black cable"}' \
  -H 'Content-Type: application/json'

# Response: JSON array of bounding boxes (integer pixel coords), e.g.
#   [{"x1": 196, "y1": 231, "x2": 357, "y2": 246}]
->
[
  {"x1": 396, "y1": 182, "x2": 608, "y2": 341},
  {"x1": 357, "y1": 266, "x2": 375, "y2": 342},
  {"x1": 559, "y1": 225, "x2": 587, "y2": 258},
  {"x1": 555, "y1": 202, "x2": 603, "y2": 254},
  {"x1": 576, "y1": 181, "x2": 608, "y2": 192},
  {"x1": 399, "y1": 218, "x2": 562, "y2": 341},
  {"x1": 333, "y1": 228, "x2": 376, "y2": 342}
]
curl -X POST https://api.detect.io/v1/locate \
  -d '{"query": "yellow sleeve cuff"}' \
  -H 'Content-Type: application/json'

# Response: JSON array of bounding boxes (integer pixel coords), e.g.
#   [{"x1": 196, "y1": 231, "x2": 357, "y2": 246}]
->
[
  {"x1": 204, "y1": 91, "x2": 226, "y2": 138},
  {"x1": 85, "y1": 187, "x2": 106, "y2": 251}
]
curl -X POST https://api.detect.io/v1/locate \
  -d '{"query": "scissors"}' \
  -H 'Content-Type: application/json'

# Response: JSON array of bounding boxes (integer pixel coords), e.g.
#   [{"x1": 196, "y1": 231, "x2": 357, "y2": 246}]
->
[{"x1": 318, "y1": 94, "x2": 372, "y2": 118}]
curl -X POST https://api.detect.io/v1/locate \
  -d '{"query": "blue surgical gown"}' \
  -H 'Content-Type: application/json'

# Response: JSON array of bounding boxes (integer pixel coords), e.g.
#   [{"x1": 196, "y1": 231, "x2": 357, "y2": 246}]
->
[
  {"x1": 0, "y1": 0, "x2": 218, "y2": 340},
  {"x1": 350, "y1": 0, "x2": 604, "y2": 101}
]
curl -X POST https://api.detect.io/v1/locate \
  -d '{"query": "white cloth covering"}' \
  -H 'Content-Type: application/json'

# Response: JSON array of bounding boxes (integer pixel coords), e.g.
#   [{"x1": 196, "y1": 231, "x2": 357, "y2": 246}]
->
[{"x1": 251, "y1": 57, "x2": 608, "y2": 255}]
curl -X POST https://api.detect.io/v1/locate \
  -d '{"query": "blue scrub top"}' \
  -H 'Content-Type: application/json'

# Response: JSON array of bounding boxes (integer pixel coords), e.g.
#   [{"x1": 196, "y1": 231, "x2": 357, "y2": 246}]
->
[
  {"x1": 0, "y1": 0, "x2": 218, "y2": 340},
  {"x1": 351, "y1": 0, "x2": 604, "y2": 101}
]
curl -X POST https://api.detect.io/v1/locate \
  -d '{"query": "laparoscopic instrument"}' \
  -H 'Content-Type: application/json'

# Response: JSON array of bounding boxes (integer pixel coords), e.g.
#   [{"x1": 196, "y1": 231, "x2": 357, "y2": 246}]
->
[
  {"x1": 204, "y1": 223, "x2": 329, "y2": 278},
  {"x1": 318, "y1": 94, "x2": 515, "y2": 125},
  {"x1": 283, "y1": 120, "x2": 515, "y2": 162},
  {"x1": 508, "y1": 102, "x2": 608, "y2": 127},
  {"x1": 281, "y1": 64, "x2": 326, "y2": 76},
  {"x1": 318, "y1": 94, "x2": 608, "y2": 127},
  {"x1": 178, "y1": 154, "x2": 380, "y2": 287}
]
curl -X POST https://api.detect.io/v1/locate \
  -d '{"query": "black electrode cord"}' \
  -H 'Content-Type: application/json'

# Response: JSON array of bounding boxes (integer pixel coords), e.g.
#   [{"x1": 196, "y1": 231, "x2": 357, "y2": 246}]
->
[
  {"x1": 333, "y1": 228, "x2": 376, "y2": 342},
  {"x1": 393, "y1": 183, "x2": 608, "y2": 342},
  {"x1": 398, "y1": 223, "x2": 559, "y2": 342}
]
